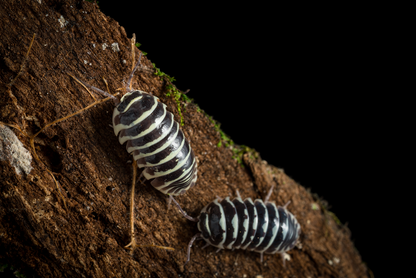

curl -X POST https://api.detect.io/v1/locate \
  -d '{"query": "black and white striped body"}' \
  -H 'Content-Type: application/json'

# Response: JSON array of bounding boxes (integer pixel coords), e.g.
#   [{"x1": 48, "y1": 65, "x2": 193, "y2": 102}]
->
[
  {"x1": 112, "y1": 90, "x2": 197, "y2": 196},
  {"x1": 197, "y1": 196, "x2": 300, "y2": 255}
]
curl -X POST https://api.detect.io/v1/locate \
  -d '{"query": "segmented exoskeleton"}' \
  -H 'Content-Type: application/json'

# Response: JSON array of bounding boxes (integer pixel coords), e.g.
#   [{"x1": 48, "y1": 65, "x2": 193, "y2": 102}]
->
[
  {"x1": 73, "y1": 44, "x2": 197, "y2": 198},
  {"x1": 70, "y1": 34, "x2": 197, "y2": 251},
  {"x1": 171, "y1": 185, "x2": 301, "y2": 266},
  {"x1": 113, "y1": 89, "x2": 198, "y2": 196}
]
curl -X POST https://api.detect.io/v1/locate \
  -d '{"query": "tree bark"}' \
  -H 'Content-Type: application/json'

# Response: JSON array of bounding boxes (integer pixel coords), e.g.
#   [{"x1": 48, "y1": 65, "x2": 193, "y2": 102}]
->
[{"x1": 0, "y1": 1, "x2": 368, "y2": 277}]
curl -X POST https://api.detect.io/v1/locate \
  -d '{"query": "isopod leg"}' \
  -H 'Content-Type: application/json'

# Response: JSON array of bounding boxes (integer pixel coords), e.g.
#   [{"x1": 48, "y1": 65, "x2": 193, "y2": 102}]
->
[
  {"x1": 126, "y1": 33, "x2": 143, "y2": 91},
  {"x1": 280, "y1": 252, "x2": 291, "y2": 267},
  {"x1": 170, "y1": 195, "x2": 199, "y2": 222},
  {"x1": 126, "y1": 40, "x2": 142, "y2": 91},
  {"x1": 135, "y1": 171, "x2": 145, "y2": 186},
  {"x1": 184, "y1": 233, "x2": 201, "y2": 268},
  {"x1": 68, "y1": 74, "x2": 119, "y2": 105},
  {"x1": 283, "y1": 201, "x2": 291, "y2": 209},
  {"x1": 264, "y1": 184, "x2": 275, "y2": 204},
  {"x1": 124, "y1": 163, "x2": 175, "y2": 252},
  {"x1": 201, "y1": 242, "x2": 210, "y2": 249},
  {"x1": 236, "y1": 190, "x2": 242, "y2": 199},
  {"x1": 124, "y1": 160, "x2": 138, "y2": 253},
  {"x1": 166, "y1": 195, "x2": 172, "y2": 211}
]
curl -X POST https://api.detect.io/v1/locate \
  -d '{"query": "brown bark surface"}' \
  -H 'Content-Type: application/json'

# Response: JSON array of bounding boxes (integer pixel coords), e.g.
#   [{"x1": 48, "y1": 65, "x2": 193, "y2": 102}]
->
[{"x1": 0, "y1": 1, "x2": 368, "y2": 277}]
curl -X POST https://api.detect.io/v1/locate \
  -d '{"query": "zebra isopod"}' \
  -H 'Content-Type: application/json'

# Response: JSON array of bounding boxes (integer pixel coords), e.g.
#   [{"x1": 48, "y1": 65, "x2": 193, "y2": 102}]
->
[
  {"x1": 74, "y1": 51, "x2": 198, "y2": 197},
  {"x1": 71, "y1": 34, "x2": 198, "y2": 250},
  {"x1": 172, "y1": 185, "x2": 301, "y2": 266},
  {"x1": 112, "y1": 88, "x2": 198, "y2": 196}
]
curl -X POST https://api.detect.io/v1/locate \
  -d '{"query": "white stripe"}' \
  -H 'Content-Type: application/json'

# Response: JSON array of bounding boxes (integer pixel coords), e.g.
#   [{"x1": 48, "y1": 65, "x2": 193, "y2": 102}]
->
[
  {"x1": 212, "y1": 199, "x2": 226, "y2": 249},
  {"x1": 253, "y1": 200, "x2": 269, "y2": 248},
  {"x1": 275, "y1": 207, "x2": 289, "y2": 252},
  {"x1": 200, "y1": 199, "x2": 210, "y2": 214},
  {"x1": 126, "y1": 114, "x2": 175, "y2": 153},
  {"x1": 112, "y1": 108, "x2": 121, "y2": 136},
  {"x1": 113, "y1": 97, "x2": 160, "y2": 138},
  {"x1": 112, "y1": 91, "x2": 144, "y2": 136},
  {"x1": 224, "y1": 197, "x2": 238, "y2": 249},
  {"x1": 240, "y1": 198, "x2": 257, "y2": 250},
  {"x1": 197, "y1": 211, "x2": 211, "y2": 238},
  {"x1": 118, "y1": 103, "x2": 166, "y2": 145},
  {"x1": 150, "y1": 158, "x2": 196, "y2": 193},
  {"x1": 119, "y1": 92, "x2": 144, "y2": 113},
  {"x1": 134, "y1": 132, "x2": 185, "y2": 166},
  {"x1": 262, "y1": 202, "x2": 279, "y2": 251},
  {"x1": 234, "y1": 196, "x2": 248, "y2": 249},
  {"x1": 142, "y1": 144, "x2": 192, "y2": 179}
]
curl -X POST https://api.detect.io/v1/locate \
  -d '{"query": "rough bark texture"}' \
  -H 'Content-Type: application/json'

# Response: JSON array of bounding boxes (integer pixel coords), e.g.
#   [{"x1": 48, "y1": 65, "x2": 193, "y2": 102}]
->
[{"x1": 0, "y1": 1, "x2": 368, "y2": 277}]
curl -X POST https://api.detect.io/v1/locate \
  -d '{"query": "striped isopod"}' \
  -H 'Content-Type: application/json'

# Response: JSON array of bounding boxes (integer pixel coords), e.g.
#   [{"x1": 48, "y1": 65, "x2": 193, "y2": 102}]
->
[
  {"x1": 70, "y1": 34, "x2": 197, "y2": 250},
  {"x1": 73, "y1": 49, "x2": 197, "y2": 197},
  {"x1": 112, "y1": 86, "x2": 198, "y2": 195},
  {"x1": 171, "y1": 185, "x2": 301, "y2": 266}
]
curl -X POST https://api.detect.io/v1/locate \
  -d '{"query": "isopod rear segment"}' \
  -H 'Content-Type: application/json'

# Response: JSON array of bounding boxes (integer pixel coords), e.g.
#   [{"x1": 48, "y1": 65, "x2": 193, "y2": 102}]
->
[{"x1": 171, "y1": 185, "x2": 301, "y2": 266}]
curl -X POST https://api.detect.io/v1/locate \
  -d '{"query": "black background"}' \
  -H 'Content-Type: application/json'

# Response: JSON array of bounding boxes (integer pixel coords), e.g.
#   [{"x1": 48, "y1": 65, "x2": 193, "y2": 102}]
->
[{"x1": 95, "y1": 2, "x2": 383, "y2": 276}]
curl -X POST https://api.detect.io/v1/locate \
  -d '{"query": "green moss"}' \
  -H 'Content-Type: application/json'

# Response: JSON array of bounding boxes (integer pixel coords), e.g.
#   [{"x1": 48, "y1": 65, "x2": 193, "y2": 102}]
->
[
  {"x1": 130, "y1": 42, "x2": 200, "y2": 126},
  {"x1": 134, "y1": 43, "x2": 147, "y2": 55},
  {"x1": 0, "y1": 263, "x2": 8, "y2": 272},
  {"x1": 165, "y1": 84, "x2": 185, "y2": 126},
  {"x1": 149, "y1": 63, "x2": 199, "y2": 126},
  {"x1": 326, "y1": 210, "x2": 342, "y2": 225},
  {"x1": 131, "y1": 43, "x2": 256, "y2": 166},
  {"x1": 205, "y1": 115, "x2": 233, "y2": 148},
  {"x1": 150, "y1": 63, "x2": 184, "y2": 125},
  {"x1": 203, "y1": 114, "x2": 258, "y2": 166},
  {"x1": 311, "y1": 203, "x2": 320, "y2": 210},
  {"x1": 180, "y1": 93, "x2": 193, "y2": 103},
  {"x1": 152, "y1": 63, "x2": 175, "y2": 82},
  {"x1": 231, "y1": 145, "x2": 258, "y2": 167},
  {"x1": 0, "y1": 262, "x2": 26, "y2": 278}
]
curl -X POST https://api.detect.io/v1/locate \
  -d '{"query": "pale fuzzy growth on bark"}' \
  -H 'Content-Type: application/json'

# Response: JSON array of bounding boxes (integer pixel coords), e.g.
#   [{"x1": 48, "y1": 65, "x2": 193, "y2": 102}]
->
[{"x1": 0, "y1": 124, "x2": 32, "y2": 176}]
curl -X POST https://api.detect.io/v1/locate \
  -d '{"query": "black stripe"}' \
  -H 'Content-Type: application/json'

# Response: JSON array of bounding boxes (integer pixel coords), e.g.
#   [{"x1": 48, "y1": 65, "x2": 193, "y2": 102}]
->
[
  {"x1": 118, "y1": 101, "x2": 165, "y2": 140},
  {"x1": 164, "y1": 162, "x2": 197, "y2": 195},
  {"x1": 144, "y1": 138, "x2": 190, "y2": 175},
  {"x1": 126, "y1": 113, "x2": 175, "y2": 150},
  {"x1": 240, "y1": 199, "x2": 257, "y2": 248},
  {"x1": 247, "y1": 200, "x2": 268, "y2": 250},
  {"x1": 115, "y1": 93, "x2": 155, "y2": 126},
  {"x1": 199, "y1": 213, "x2": 211, "y2": 239},
  {"x1": 255, "y1": 203, "x2": 278, "y2": 252},
  {"x1": 265, "y1": 206, "x2": 288, "y2": 253},
  {"x1": 139, "y1": 128, "x2": 185, "y2": 165},
  {"x1": 153, "y1": 162, "x2": 195, "y2": 195},
  {"x1": 278, "y1": 212, "x2": 300, "y2": 252},
  {"x1": 116, "y1": 90, "x2": 143, "y2": 113},
  {"x1": 232, "y1": 198, "x2": 248, "y2": 248},
  {"x1": 207, "y1": 202, "x2": 225, "y2": 246},
  {"x1": 150, "y1": 148, "x2": 195, "y2": 191},
  {"x1": 221, "y1": 198, "x2": 237, "y2": 249}
]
